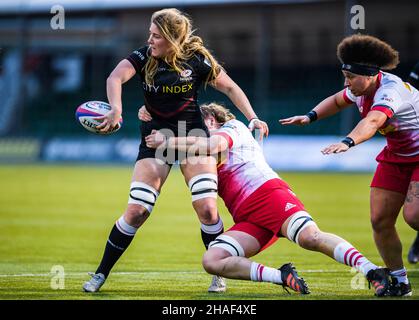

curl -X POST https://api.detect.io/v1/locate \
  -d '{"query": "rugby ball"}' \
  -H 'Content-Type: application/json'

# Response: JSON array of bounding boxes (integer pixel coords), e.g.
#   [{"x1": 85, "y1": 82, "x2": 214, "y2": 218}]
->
[{"x1": 75, "y1": 101, "x2": 123, "y2": 135}]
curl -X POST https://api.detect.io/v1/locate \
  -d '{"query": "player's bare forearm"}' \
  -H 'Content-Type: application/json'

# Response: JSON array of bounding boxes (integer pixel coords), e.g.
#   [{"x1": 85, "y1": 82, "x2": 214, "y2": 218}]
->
[
  {"x1": 167, "y1": 135, "x2": 227, "y2": 155},
  {"x1": 167, "y1": 136, "x2": 211, "y2": 154},
  {"x1": 346, "y1": 111, "x2": 387, "y2": 145},
  {"x1": 226, "y1": 86, "x2": 257, "y2": 121},
  {"x1": 212, "y1": 71, "x2": 257, "y2": 120},
  {"x1": 106, "y1": 77, "x2": 123, "y2": 115},
  {"x1": 313, "y1": 90, "x2": 351, "y2": 120},
  {"x1": 106, "y1": 60, "x2": 136, "y2": 115}
]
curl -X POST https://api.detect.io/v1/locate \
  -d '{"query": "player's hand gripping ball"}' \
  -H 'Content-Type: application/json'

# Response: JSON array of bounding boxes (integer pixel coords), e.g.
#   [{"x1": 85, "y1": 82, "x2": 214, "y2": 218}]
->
[{"x1": 75, "y1": 101, "x2": 123, "y2": 135}]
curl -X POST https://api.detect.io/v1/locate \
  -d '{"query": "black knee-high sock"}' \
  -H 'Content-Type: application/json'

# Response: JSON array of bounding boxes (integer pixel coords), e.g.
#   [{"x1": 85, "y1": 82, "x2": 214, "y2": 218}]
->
[
  {"x1": 96, "y1": 224, "x2": 135, "y2": 278},
  {"x1": 412, "y1": 232, "x2": 419, "y2": 250},
  {"x1": 200, "y1": 218, "x2": 224, "y2": 250}
]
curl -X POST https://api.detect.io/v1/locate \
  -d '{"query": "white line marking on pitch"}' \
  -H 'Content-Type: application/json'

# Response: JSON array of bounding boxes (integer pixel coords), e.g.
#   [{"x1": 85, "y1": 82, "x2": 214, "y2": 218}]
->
[{"x1": 0, "y1": 269, "x2": 418, "y2": 278}]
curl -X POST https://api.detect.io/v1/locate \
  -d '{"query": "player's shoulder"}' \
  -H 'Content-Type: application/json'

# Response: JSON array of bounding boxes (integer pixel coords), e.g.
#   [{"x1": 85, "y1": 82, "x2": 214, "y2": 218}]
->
[
  {"x1": 374, "y1": 72, "x2": 406, "y2": 100},
  {"x1": 191, "y1": 51, "x2": 213, "y2": 68},
  {"x1": 221, "y1": 119, "x2": 246, "y2": 132},
  {"x1": 130, "y1": 45, "x2": 150, "y2": 62},
  {"x1": 379, "y1": 72, "x2": 403, "y2": 90}
]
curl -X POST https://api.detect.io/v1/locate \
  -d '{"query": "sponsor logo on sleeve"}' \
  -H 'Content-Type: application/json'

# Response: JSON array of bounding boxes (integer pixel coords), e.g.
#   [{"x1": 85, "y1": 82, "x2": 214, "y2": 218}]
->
[
  {"x1": 380, "y1": 94, "x2": 394, "y2": 103},
  {"x1": 133, "y1": 50, "x2": 145, "y2": 61}
]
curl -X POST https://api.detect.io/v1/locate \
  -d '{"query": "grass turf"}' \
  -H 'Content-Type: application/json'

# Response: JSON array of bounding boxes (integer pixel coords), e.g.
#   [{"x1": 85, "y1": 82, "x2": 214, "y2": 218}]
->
[{"x1": 0, "y1": 164, "x2": 417, "y2": 300}]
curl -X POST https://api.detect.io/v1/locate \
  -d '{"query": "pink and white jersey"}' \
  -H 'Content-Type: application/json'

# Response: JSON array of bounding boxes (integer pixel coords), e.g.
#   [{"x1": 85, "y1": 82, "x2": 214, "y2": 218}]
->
[
  {"x1": 213, "y1": 119, "x2": 279, "y2": 214},
  {"x1": 343, "y1": 72, "x2": 419, "y2": 159}
]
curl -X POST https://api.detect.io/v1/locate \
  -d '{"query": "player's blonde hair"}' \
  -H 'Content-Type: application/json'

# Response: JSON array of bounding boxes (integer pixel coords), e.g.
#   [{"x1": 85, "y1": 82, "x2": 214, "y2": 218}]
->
[
  {"x1": 200, "y1": 102, "x2": 236, "y2": 124},
  {"x1": 144, "y1": 8, "x2": 221, "y2": 86}
]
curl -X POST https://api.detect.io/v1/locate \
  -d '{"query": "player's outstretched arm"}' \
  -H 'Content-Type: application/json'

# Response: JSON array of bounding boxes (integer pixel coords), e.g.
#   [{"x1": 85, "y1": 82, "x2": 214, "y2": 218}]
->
[
  {"x1": 211, "y1": 70, "x2": 269, "y2": 139},
  {"x1": 321, "y1": 110, "x2": 387, "y2": 155},
  {"x1": 279, "y1": 89, "x2": 351, "y2": 126},
  {"x1": 96, "y1": 59, "x2": 136, "y2": 133},
  {"x1": 145, "y1": 130, "x2": 229, "y2": 155}
]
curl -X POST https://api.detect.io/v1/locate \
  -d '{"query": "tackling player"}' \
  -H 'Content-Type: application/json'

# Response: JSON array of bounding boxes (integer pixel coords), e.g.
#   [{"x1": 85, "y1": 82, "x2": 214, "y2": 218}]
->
[
  {"x1": 280, "y1": 35, "x2": 418, "y2": 296},
  {"x1": 144, "y1": 103, "x2": 391, "y2": 296}
]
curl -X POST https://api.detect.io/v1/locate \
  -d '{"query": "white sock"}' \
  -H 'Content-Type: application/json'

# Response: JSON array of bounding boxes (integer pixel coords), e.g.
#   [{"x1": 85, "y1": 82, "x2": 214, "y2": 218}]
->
[
  {"x1": 333, "y1": 242, "x2": 377, "y2": 276},
  {"x1": 390, "y1": 268, "x2": 408, "y2": 284},
  {"x1": 200, "y1": 218, "x2": 224, "y2": 234},
  {"x1": 115, "y1": 216, "x2": 138, "y2": 236},
  {"x1": 250, "y1": 262, "x2": 282, "y2": 284}
]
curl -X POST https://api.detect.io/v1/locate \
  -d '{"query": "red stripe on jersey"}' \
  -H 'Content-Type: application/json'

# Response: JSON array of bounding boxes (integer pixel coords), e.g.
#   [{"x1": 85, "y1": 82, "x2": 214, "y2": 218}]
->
[
  {"x1": 213, "y1": 132, "x2": 233, "y2": 149},
  {"x1": 147, "y1": 97, "x2": 194, "y2": 118},
  {"x1": 343, "y1": 89, "x2": 354, "y2": 104},
  {"x1": 371, "y1": 105, "x2": 394, "y2": 118}
]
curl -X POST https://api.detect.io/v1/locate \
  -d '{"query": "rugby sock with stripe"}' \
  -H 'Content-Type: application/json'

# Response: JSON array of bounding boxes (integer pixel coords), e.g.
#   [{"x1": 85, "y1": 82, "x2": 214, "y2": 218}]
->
[
  {"x1": 250, "y1": 262, "x2": 282, "y2": 284},
  {"x1": 96, "y1": 216, "x2": 138, "y2": 278},
  {"x1": 201, "y1": 217, "x2": 224, "y2": 250},
  {"x1": 390, "y1": 268, "x2": 408, "y2": 284},
  {"x1": 333, "y1": 242, "x2": 377, "y2": 275}
]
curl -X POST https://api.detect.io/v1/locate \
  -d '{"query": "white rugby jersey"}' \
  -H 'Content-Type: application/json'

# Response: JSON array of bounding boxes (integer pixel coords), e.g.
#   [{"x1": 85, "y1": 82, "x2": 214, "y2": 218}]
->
[
  {"x1": 213, "y1": 119, "x2": 279, "y2": 214},
  {"x1": 343, "y1": 72, "x2": 419, "y2": 157}
]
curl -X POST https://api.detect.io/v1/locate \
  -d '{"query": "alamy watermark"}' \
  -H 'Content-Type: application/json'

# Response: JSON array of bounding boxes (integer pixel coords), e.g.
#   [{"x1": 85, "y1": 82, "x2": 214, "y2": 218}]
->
[
  {"x1": 50, "y1": 265, "x2": 65, "y2": 289},
  {"x1": 350, "y1": 5, "x2": 365, "y2": 30},
  {"x1": 50, "y1": 5, "x2": 65, "y2": 30},
  {"x1": 350, "y1": 267, "x2": 367, "y2": 290}
]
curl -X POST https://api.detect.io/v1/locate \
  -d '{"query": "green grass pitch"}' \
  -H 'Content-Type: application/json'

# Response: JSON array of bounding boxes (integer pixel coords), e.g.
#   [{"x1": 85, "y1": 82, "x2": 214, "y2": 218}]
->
[{"x1": 0, "y1": 164, "x2": 417, "y2": 300}]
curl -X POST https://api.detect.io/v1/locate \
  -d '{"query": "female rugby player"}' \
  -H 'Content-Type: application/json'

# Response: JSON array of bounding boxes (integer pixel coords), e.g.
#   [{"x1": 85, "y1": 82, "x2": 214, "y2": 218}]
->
[{"x1": 280, "y1": 34, "x2": 418, "y2": 297}]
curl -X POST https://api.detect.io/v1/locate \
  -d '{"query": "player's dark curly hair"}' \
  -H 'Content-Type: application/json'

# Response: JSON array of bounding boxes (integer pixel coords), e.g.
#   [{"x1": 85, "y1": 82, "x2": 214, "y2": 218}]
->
[{"x1": 337, "y1": 34, "x2": 399, "y2": 70}]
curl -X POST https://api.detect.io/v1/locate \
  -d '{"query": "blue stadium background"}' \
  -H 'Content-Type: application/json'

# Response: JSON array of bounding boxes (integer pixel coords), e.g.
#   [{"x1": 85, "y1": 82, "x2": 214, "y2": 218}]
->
[{"x1": 0, "y1": 0, "x2": 417, "y2": 170}]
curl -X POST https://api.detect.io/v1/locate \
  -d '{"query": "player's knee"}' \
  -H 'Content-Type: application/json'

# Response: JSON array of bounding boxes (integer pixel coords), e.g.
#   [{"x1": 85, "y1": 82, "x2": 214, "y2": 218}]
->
[
  {"x1": 196, "y1": 201, "x2": 219, "y2": 224},
  {"x1": 188, "y1": 173, "x2": 218, "y2": 204},
  {"x1": 202, "y1": 250, "x2": 223, "y2": 275},
  {"x1": 297, "y1": 228, "x2": 322, "y2": 251},
  {"x1": 403, "y1": 209, "x2": 419, "y2": 230},
  {"x1": 286, "y1": 211, "x2": 317, "y2": 245},
  {"x1": 128, "y1": 181, "x2": 159, "y2": 215},
  {"x1": 124, "y1": 206, "x2": 149, "y2": 227},
  {"x1": 370, "y1": 213, "x2": 395, "y2": 232}
]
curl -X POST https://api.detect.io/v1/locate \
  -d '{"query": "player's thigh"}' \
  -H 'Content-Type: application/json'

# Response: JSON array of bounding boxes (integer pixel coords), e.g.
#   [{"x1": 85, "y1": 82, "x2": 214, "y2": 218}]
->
[
  {"x1": 125, "y1": 158, "x2": 171, "y2": 222},
  {"x1": 131, "y1": 158, "x2": 171, "y2": 191},
  {"x1": 180, "y1": 155, "x2": 217, "y2": 180},
  {"x1": 180, "y1": 156, "x2": 218, "y2": 221},
  {"x1": 370, "y1": 187, "x2": 405, "y2": 230},
  {"x1": 208, "y1": 230, "x2": 261, "y2": 259}
]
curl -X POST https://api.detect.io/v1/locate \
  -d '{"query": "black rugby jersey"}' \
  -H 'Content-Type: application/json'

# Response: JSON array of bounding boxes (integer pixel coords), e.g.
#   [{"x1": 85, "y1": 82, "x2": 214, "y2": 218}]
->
[{"x1": 126, "y1": 46, "x2": 215, "y2": 123}]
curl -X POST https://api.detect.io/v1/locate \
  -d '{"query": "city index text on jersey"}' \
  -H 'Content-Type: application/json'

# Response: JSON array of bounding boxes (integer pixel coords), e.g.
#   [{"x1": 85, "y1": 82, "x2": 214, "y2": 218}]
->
[
  {"x1": 142, "y1": 83, "x2": 193, "y2": 94},
  {"x1": 163, "y1": 83, "x2": 193, "y2": 94}
]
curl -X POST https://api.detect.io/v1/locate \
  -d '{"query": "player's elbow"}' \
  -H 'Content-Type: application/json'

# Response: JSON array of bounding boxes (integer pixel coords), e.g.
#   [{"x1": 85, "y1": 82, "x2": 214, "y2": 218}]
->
[
  {"x1": 209, "y1": 144, "x2": 224, "y2": 155},
  {"x1": 361, "y1": 118, "x2": 383, "y2": 137},
  {"x1": 107, "y1": 74, "x2": 122, "y2": 85},
  {"x1": 208, "y1": 137, "x2": 228, "y2": 155},
  {"x1": 366, "y1": 112, "x2": 387, "y2": 130}
]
